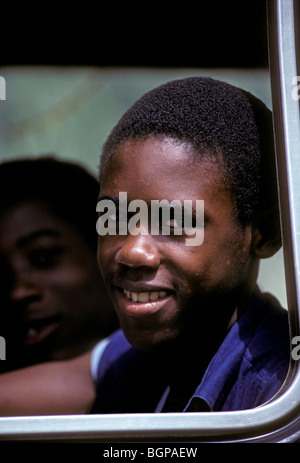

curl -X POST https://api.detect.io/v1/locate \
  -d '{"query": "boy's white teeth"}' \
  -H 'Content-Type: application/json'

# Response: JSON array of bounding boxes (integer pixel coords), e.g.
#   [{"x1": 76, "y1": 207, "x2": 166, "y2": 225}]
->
[{"x1": 124, "y1": 289, "x2": 167, "y2": 302}]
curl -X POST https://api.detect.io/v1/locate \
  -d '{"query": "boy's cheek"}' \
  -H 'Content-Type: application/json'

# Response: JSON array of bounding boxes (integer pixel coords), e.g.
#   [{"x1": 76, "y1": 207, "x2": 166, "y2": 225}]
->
[{"x1": 97, "y1": 235, "x2": 118, "y2": 261}]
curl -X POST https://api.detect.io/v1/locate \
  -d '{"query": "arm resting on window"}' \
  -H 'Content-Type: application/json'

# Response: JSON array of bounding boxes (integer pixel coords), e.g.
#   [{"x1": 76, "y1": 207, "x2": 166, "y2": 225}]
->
[{"x1": 0, "y1": 351, "x2": 95, "y2": 416}]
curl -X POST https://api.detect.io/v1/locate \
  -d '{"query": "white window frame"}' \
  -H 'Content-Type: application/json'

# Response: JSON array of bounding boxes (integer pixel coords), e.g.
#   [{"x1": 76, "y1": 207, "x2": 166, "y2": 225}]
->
[{"x1": 0, "y1": 0, "x2": 299, "y2": 443}]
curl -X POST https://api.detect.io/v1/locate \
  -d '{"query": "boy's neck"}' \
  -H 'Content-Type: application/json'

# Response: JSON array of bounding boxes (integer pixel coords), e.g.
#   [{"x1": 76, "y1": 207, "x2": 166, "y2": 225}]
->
[{"x1": 161, "y1": 284, "x2": 256, "y2": 383}]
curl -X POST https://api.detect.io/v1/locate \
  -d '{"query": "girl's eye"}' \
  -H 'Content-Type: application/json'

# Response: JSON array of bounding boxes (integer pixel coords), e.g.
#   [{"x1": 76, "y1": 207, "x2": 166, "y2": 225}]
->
[{"x1": 29, "y1": 247, "x2": 64, "y2": 269}]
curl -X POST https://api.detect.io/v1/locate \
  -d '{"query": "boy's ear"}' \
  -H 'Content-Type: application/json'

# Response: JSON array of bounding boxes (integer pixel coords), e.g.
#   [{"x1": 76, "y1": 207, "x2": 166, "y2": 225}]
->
[{"x1": 251, "y1": 207, "x2": 282, "y2": 259}]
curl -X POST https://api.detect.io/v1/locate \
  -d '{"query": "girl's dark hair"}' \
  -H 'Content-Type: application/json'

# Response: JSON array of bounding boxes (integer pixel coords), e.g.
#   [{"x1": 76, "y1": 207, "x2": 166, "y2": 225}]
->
[{"x1": 0, "y1": 156, "x2": 100, "y2": 250}]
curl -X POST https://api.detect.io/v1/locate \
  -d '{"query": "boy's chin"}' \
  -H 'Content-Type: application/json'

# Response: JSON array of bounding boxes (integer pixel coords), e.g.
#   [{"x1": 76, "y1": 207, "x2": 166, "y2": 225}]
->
[{"x1": 122, "y1": 324, "x2": 180, "y2": 354}]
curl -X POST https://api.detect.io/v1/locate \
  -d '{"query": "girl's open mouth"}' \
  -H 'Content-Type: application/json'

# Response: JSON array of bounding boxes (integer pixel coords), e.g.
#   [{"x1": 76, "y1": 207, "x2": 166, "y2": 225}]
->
[{"x1": 24, "y1": 315, "x2": 61, "y2": 346}]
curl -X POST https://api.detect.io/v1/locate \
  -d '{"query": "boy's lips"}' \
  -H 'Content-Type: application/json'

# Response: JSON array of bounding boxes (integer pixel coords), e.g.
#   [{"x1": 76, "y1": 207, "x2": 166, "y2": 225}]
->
[
  {"x1": 113, "y1": 284, "x2": 174, "y2": 317},
  {"x1": 123, "y1": 288, "x2": 168, "y2": 303}
]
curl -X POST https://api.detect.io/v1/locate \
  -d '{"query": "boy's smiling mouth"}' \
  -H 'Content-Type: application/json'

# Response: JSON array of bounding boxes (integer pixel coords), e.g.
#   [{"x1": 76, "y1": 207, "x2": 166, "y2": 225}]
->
[
  {"x1": 113, "y1": 284, "x2": 174, "y2": 318},
  {"x1": 123, "y1": 289, "x2": 168, "y2": 303}
]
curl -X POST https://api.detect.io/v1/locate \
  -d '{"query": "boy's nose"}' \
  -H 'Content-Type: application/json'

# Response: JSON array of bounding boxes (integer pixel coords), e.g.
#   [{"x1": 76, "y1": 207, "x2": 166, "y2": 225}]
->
[{"x1": 114, "y1": 233, "x2": 160, "y2": 269}]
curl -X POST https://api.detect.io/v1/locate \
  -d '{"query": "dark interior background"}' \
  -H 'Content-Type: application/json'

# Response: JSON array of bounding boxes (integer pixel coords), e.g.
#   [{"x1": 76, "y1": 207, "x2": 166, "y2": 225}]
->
[{"x1": 1, "y1": 1, "x2": 268, "y2": 68}]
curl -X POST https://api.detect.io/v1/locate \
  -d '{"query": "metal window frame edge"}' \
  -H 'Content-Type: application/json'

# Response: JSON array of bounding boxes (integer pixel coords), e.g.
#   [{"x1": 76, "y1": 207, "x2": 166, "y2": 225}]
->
[{"x1": 0, "y1": 0, "x2": 300, "y2": 443}]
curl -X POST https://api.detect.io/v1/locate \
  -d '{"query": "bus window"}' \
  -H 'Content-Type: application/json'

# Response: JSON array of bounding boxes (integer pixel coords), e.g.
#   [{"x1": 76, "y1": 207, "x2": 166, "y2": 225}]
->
[{"x1": 0, "y1": 0, "x2": 299, "y2": 444}]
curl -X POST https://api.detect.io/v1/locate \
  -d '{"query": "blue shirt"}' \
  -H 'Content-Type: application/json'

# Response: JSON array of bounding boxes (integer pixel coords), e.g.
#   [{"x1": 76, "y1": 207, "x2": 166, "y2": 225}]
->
[{"x1": 91, "y1": 289, "x2": 290, "y2": 413}]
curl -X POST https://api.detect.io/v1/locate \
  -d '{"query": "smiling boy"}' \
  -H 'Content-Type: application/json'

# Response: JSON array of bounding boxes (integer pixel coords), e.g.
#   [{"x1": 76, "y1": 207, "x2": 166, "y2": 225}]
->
[
  {"x1": 0, "y1": 77, "x2": 291, "y2": 415},
  {"x1": 91, "y1": 77, "x2": 290, "y2": 413}
]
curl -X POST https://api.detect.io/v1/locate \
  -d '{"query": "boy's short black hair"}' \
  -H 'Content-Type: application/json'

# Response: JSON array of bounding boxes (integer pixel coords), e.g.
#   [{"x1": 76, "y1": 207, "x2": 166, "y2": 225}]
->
[
  {"x1": 0, "y1": 156, "x2": 100, "y2": 251},
  {"x1": 100, "y1": 77, "x2": 277, "y2": 226}
]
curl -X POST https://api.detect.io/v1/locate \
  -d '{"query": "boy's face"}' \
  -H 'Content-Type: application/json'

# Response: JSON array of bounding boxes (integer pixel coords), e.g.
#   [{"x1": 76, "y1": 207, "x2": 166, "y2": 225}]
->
[{"x1": 98, "y1": 136, "x2": 257, "y2": 352}]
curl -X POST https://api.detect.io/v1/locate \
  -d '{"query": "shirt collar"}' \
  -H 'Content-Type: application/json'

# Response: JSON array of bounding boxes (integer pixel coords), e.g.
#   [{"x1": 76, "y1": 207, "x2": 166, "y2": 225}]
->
[{"x1": 183, "y1": 289, "x2": 267, "y2": 412}]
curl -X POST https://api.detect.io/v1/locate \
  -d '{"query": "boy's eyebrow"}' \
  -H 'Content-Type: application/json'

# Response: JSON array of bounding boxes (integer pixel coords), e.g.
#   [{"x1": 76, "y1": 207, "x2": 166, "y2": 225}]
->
[
  {"x1": 97, "y1": 195, "x2": 119, "y2": 205},
  {"x1": 17, "y1": 229, "x2": 61, "y2": 249},
  {"x1": 97, "y1": 196, "x2": 206, "y2": 218}
]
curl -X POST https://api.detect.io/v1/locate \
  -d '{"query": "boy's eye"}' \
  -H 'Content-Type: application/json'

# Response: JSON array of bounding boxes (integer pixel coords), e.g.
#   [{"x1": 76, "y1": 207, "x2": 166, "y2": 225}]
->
[
  {"x1": 106, "y1": 212, "x2": 118, "y2": 222},
  {"x1": 28, "y1": 246, "x2": 65, "y2": 269},
  {"x1": 162, "y1": 218, "x2": 182, "y2": 231},
  {"x1": 158, "y1": 207, "x2": 182, "y2": 234},
  {"x1": 161, "y1": 209, "x2": 197, "y2": 234},
  {"x1": 183, "y1": 218, "x2": 198, "y2": 232},
  {"x1": 102, "y1": 208, "x2": 127, "y2": 223}
]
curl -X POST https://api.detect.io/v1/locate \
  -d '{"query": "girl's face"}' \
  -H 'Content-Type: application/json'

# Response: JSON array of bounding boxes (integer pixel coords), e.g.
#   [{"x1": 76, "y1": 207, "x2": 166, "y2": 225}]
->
[
  {"x1": 0, "y1": 200, "x2": 115, "y2": 364},
  {"x1": 98, "y1": 136, "x2": 257, "y2": 352}
]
